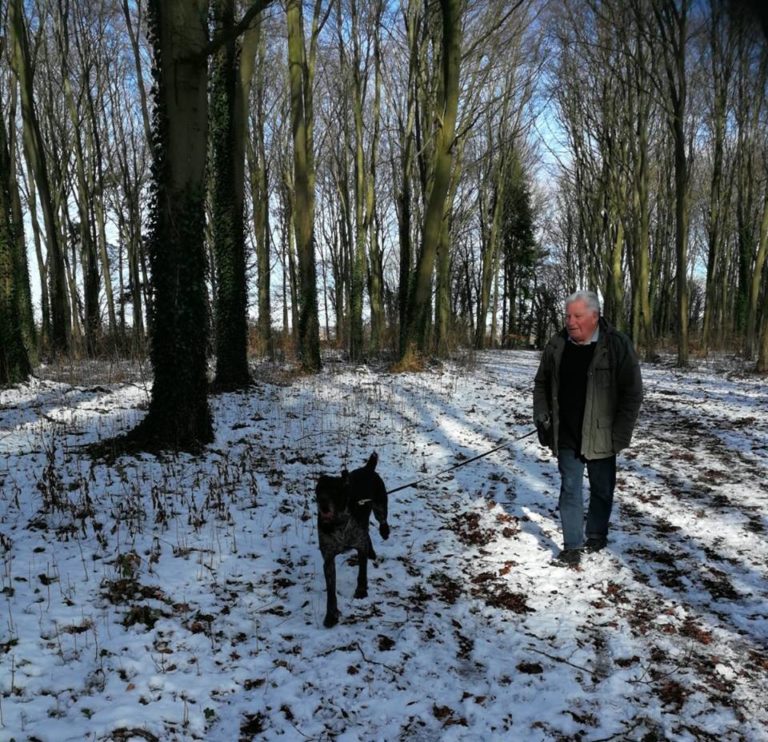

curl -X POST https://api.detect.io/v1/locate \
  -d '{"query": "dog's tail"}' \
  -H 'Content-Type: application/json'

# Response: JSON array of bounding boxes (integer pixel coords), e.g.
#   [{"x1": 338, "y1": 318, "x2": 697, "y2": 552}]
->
[{"x1": 365, "y1": 451, "x2": 378, "y2": 471}]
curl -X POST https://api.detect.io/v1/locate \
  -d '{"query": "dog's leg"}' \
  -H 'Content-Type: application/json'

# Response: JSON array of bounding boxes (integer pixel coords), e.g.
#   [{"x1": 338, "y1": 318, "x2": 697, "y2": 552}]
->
[
  {"x1": 323, "y1": 555, "x2": 340, "y2": 628},
  {"x1": 365, "y1": 532, "x2": 377, "y2": 561},
  {"x1": 354, "y1": 548, "x2": 368, "y2": 599}
]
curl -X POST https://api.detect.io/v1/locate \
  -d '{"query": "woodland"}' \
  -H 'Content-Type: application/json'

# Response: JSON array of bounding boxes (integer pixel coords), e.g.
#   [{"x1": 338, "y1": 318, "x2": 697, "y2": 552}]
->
[{"x1": 1, "y1": 0, "x2": 768, "y2": 451}]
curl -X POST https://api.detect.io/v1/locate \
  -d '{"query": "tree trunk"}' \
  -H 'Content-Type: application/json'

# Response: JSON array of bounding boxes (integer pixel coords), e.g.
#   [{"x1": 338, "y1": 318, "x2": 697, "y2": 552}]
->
[
  {"x1": 747, "y1": 192, "x2": 768, "y2": 360},
  {"x1": 476, "y1": 156, "x2": 506, "y2": 350},
  {"x1": 633, "y1": 26, "x2": 655, "y2": 360},
  {"x1": 366, "y1": 0, "x2": 385, "y2": 352},
  {"x1": 246, "y1": 18, "x2": 272, "y2": 357},
  {"x1": 435, "y1": 131, "x2": 465, "y2": 355},
  {"x1": 347, "y1": 0, "x2": 366, "y2": 361},
  {"x1": 61, "y1": 52, "x2": 102, "y2": 355},
  {"x1": 127, "y1": 0, "x2": 213, "y2": 451},
  {"x1": 701, "y1": 3, "x2": 732, "y2": 354},
  {"x1": 5, "y1": 77, "x2": 36, "y2": 360},
  {"x1": 395, "y1": 0, "x2": 420, "y2": 357},
  {"x1": 654, "y1": 0, "x2": 690, "y2": 366},
  {"x1": 210, "y1": 0, "x2": 251, "y2": 390},
  {"x1": 608, "y1": 215, "x2": 625, "y2": 329},
  {"x1": 25, "y1": 175, "x2": 50, "y2": 346},
  {"x1": 0, "y1": 89, "x2": 31, "y2": 384},
  {"x1": 434, "y1": 200, "x2": 453, "y2": 355},
  {"x1": 287, "y1": 0, "x2": 321, "y2": 371},
  {"x1": 54, "y1": 1, "x2": 105, "y2": 356},
  {"x1": 758, "y1": 300, "x2": 768, "y2": 373},
  {"x1": 672, "y1": 90, "x2": 690, "y2": 366},
  {"x1": 10, "y1": 0, "x2": 70, "y2": 355},
  {"x1": 84, "y1": 68, "x2": 118, "y2": 342},
  {"x1": 122, "y1": 0, "x2": 153, "y2": 144},
  {"x1": 401, "y1": 0, "x2": 462, "y2": 363}
]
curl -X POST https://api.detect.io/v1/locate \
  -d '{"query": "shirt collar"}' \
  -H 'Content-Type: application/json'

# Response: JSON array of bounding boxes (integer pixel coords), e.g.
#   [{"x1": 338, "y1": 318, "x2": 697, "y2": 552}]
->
[{"x1": 568, "y1": 326, "x2": 600, "y2": 346}]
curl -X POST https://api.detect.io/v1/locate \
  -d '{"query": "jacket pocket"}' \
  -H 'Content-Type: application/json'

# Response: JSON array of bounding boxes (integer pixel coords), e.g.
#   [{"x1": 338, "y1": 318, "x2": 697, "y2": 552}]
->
[
  {"x1": 594, "y1": 416, "x2": 614, "y2": 454},
  {"x1": 593, "y1": 365, "x2": 613, "y2": 389}
]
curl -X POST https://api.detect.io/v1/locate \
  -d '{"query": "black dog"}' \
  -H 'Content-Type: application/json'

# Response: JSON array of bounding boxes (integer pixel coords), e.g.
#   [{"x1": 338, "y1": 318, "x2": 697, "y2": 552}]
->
[{"x1": 316, "y1": 452, "x2": 390, "y2": 628}]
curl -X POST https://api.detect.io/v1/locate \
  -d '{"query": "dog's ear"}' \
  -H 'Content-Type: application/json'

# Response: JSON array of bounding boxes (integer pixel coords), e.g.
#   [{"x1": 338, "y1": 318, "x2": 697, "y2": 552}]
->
[
  {"x1": 365, "y1": 452, "x2": 378, "y2": 470},
  {"x1": 341, "y1": 468, "x2": 349, "y2": 484}
]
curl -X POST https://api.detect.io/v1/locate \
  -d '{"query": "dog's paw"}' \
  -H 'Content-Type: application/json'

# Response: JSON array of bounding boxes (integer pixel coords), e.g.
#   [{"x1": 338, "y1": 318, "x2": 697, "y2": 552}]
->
[
  {"x1": 354, "y1": 587, "x2": 368, "y2": 599},
  {"x1": 379, "y1": 522, "x2": 390, "y2": 540},
  {"x1": 323, "y1": 610, "x2": 340, "y2": 628}
]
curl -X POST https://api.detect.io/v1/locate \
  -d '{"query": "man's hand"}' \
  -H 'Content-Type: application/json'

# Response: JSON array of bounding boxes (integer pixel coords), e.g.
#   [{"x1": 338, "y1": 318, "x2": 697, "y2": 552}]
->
[{"x1": 535, "y1": 414, "x2": 552, "y2": 447}]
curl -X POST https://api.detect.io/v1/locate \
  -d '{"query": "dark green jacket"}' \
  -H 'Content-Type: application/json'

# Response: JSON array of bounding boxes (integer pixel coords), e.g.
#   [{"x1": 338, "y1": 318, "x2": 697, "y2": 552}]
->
[{"x1": 533, "y1": 318, "x2": 643, "y2": 460}]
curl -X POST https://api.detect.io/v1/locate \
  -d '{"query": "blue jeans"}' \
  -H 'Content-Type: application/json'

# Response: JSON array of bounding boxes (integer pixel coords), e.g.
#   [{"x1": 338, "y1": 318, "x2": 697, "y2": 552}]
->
[{"x1": 557, "y1": 449, "x2": 616, "y2": 550}]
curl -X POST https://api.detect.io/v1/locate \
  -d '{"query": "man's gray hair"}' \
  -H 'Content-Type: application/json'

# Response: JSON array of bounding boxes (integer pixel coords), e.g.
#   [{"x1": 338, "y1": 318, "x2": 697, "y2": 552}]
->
[{"x1": 565, "y1": 290, "x2": 601, "y2": 314}]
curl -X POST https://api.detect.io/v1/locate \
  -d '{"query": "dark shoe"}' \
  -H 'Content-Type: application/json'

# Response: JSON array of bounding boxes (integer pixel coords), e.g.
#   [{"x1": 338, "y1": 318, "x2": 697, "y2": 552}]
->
[
  {"x1": 555, "y1": 548, "x2": 582, "y2": 566},
  {"x1": 585, "y1": 537, "x2": 607, "y2": 553}
]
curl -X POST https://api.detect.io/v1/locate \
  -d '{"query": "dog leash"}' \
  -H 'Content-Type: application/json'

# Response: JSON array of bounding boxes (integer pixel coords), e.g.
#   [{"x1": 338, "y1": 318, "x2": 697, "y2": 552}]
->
[{"x1": 386, "y1": 428, "x2": 537, "y2": 495}]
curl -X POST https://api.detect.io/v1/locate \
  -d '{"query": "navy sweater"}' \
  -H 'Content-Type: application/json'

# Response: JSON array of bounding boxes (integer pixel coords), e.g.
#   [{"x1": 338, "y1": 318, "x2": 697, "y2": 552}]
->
[{"x1": 557, "y1": 340, "x2": 596, "y2": 452}]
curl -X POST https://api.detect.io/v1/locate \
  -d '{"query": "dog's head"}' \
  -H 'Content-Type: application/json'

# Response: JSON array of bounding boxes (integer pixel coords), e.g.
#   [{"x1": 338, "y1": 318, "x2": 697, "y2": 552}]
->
[{"x1": 315, "y1": 471, "x2": 351, "y2": 528}]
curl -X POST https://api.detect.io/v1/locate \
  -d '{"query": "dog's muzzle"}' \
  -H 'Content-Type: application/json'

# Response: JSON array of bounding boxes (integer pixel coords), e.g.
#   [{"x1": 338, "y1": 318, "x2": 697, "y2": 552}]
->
[{"x1": 319, "y1": 508, "x2": 347, "y2": 524}]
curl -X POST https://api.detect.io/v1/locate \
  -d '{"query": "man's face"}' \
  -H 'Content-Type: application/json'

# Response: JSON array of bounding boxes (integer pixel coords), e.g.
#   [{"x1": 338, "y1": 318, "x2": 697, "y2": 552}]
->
[{"x1": 565, "y1": 299, "x2": 599, "y2": 344}]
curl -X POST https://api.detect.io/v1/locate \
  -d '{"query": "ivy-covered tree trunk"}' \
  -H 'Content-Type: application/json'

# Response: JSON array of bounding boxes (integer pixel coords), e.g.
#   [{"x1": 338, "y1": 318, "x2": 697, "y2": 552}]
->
[
  {"x1": 0, "y1": 92, "x2": 31, "y2": 385},
  {"x1": 210, "y1": 0, "x2": 251, "y2": 390},
  {"x1": 129, "y1": 0, "x2": 212, "y2": 450}
]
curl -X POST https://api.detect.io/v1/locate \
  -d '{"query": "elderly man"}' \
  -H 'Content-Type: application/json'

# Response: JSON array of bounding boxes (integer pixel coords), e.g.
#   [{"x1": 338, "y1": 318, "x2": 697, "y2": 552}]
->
[{"x1": 533, "y1": 291, "x2": 643, "y2": 566}]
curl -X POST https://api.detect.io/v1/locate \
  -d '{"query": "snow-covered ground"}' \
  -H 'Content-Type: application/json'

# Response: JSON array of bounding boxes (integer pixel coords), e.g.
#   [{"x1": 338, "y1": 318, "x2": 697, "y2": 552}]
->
[{"x1": 0, "y1": 350, "x2": 766, "y2": 741}]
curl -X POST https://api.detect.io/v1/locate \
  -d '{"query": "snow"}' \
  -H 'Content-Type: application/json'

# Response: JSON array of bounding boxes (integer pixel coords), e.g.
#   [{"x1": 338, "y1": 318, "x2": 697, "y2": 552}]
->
[{"x1": 1, "y1": 350, "x2": 767, "y2": 741}]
